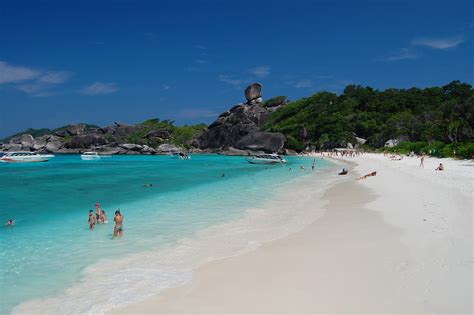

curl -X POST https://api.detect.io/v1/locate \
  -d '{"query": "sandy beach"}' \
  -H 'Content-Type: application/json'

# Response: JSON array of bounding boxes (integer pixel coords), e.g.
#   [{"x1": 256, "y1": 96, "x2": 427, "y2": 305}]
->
[{"x1": 109, "y1": 153, "x2": 472, "y2": 314}]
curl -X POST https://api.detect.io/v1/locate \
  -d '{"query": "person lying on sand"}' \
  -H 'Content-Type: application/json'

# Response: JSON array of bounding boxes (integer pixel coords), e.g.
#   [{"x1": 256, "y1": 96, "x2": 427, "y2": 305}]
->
[
  {"x1": 435, "y1": 163, "x2": 444, "y2": 171},
  {"x1": 356, "y1": 171, "x2": 377, "y2": 180},
  {"x1": 338, "y1": 168, "x2": 348, "y2": 175}
]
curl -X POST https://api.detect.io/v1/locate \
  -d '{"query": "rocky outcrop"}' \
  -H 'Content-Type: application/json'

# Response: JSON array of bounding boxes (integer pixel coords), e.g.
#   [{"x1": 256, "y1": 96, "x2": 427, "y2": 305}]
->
[
  {"x1": 156, "y1": 143, "x2": 182, "y2": 154},
  {"x1": 20, "y1": 134, "x2": 35, "y2": 148},
  {"x1": 145, "y1": 129, "x2": 170, "y2": 139},
  {"x1": 218, "y1": 147, "x2": 250, "y2": 156},
  {"x1": 67, "y1": 124, "x2": 86, "y2": 136},
  {"x1": 245, "y1": 83, "x2": 262, "y2": 105},
  {"x1": 114, "y1": 123, "x2": 143, "y2": 138},
  {"x1": 235, "y1": 131, "x2": 285, "y2": 152},
  {"x1": 194, "y1": 83, "x2": 287, "y2": 153},
  {"x1": 64, "y1": 134, "x2": 107, "y2": 149}
]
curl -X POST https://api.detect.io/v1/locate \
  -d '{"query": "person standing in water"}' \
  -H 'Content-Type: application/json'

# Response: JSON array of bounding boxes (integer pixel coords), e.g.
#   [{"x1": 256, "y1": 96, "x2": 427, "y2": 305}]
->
[
  {"x1": 113, "y1": 210, "x2": 124, "y2": 238},
  {"x1": 311, "y1": 158, "x2": 315, "y2": 172},
  {"x1": 88, "y1": 210, "x2": 96, "y2": 230},
  {"x1": 95, "y1": 203, "x2": 103, "y2": 224}
]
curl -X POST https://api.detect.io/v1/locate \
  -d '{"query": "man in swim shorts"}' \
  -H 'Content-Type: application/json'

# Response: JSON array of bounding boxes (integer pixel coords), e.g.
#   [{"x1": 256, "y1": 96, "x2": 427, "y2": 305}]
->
[{"x1": 114, "y1": 210, "x2": 124, "y2": 237}]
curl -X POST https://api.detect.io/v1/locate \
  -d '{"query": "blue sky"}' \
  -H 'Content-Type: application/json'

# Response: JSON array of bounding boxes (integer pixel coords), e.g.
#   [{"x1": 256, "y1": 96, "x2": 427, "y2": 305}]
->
[{"x1": 0, "y1": 0, "x2": 472, "y2": 138}]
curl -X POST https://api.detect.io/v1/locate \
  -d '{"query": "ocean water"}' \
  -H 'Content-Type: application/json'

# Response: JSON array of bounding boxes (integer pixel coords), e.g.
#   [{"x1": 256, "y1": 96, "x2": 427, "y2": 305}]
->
[{"x1": 0, "y1": 154, "x2": 335, "y2": 314}]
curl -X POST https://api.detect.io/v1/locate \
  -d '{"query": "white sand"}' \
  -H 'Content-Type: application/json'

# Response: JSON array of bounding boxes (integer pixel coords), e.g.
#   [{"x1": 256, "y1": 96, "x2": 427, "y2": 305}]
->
[{"x1": 111, "y1": 153, "x2": 473, "y2": 314}]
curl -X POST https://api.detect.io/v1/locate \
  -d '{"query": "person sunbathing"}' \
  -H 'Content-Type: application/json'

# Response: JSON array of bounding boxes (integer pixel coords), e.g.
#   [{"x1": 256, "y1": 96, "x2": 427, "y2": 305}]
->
[
  {"x1": 338, "y1": 168, "x2": 348, "y2": 175},
  {"x1": 435, "y1": 163, "x2": 444, "y2": 171},
  {"x1": 356, "y1": 171, "x2": 377, "y2": 180}
]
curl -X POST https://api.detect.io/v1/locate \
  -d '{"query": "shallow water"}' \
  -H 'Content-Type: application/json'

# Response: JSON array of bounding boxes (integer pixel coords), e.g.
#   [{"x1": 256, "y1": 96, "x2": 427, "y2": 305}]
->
[{"x1": 0, "y1": 154, "x2": 333, "y2": 314}]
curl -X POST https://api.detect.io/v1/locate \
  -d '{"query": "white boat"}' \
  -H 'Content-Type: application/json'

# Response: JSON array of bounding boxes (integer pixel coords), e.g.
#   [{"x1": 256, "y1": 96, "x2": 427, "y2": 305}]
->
[
  {"x1": 246, "y1": 153, "x2": 287, "y2": 164},
  {"x1": 0, "y1": 151, "x2": 55, "y2": 163},
  {"x1": 80, "y1": 152, "x2": 101, "y2": 160}
]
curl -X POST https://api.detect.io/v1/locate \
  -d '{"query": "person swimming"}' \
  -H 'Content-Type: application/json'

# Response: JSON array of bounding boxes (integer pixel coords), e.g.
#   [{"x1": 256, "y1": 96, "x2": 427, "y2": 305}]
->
[
  {"x1": 113, "y1": 210, "x2": 124, "y2": 238},
  {"x1": 5, "y1": 219, "x2": 14, "y2": 227}
]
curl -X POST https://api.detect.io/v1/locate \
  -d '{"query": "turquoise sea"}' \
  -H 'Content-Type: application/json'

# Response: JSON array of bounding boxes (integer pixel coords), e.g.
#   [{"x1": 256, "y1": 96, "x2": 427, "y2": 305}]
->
[{"x1": 0, "y1": 154, "x2": 334, "y2": 314}]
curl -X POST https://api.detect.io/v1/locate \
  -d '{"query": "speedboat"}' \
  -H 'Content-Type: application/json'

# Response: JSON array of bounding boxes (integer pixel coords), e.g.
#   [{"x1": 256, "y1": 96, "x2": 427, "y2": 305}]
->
[
  {"x1": 81, "y1": 152, "x2": 100, "y2": 160},
  {"x1": 246, "y1": 153, "x2": 287, "y2": 164},
  {"x1": 0, "y1": 151, "x2": 55, "y2": 163}
]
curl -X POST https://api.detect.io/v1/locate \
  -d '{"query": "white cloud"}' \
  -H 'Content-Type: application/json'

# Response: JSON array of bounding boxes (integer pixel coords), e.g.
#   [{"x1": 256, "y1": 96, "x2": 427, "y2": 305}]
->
[
  {"x1": 379, "y1": 48, "x2": 418, "y2": 62},
  {"x1": 411, "y1": 36, "x2": 464, "y2": 49},
  {"x1": 38, "y1": 71, "x2": 72, "y2": 84},
  {"x1": 249, "y1": 65, "x2": 271, "y2": 78},
  {"x1": 218, "y1": 74, "x2": 243, "y2": 87},
  {"x1": 162, "y1": 84, "x2": 172, "y2": 91},
  {"x1": 195, "y1": 45, "x2": 207, "y2": 50},
  {"x1": 295, "y1": 79, "x2": 313, "y2": 88},
  {"x1": 80, "y1": 82, "x2": 118, "y2": 95},
  {"x1": 0, "y1": 61, "x2": 39, "y2": 84}
]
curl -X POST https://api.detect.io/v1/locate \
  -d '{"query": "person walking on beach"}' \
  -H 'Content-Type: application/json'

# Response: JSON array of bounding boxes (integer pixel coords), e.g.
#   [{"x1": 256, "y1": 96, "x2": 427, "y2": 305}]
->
[
  {"x1": 419, "y1": 154, "x2": 425, "y2": 168},
  {"x1": 113, "y1": 210, "x2": 124, "y2": 238},
  {"x1": 88, "y1": 210, "x2": 96, "y2": 230}
]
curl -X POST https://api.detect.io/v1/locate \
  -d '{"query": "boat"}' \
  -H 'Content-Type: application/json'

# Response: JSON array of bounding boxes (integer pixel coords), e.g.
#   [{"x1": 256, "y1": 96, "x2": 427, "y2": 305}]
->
[
  {"x1": 246, "y1": 153, "x2": 287, "y2": 164},
  {"x1": 0, "y1": 151, "x2": 55, "y2": 163},
  {"x1": 80, "y1": 152, "x2": 101, "y2": 160}
]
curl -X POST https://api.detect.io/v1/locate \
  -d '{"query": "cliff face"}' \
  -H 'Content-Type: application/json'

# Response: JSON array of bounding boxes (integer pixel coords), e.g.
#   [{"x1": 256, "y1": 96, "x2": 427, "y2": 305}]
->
[{"x1": 193, "y1": 83, "x2": 289, "y2": 153}]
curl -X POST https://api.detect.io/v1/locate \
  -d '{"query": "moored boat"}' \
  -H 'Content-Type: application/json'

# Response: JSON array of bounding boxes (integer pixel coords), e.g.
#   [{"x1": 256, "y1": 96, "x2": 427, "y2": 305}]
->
[
  {"x1": 0, "y1": 151, "x2": 55, "y2": 163},
  {"x1": 246, "y1": 153, "x2": 287, "y2": 164},
  {"x1": 80, "y1": 152, "x2": 101, "y2": 160}
]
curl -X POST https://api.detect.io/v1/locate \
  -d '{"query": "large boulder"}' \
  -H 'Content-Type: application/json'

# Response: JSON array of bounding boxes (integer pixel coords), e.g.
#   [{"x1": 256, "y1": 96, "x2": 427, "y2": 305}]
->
[
  {"x1": 3, "y1": 143, "x2": 22, "y2": 151},
  {"x1": 145, "y1": 129, "x2": 170, "y2": 139},
  {"x1": 235, "y1": 131, "x2": 285, "y2": 153},
  {"x1": 157, "y1": 143, "x2": 182, "y2": 154},
  {"x1": 195, "y1": 83, "x2": 289, "y2": 152},
  {"x1": 64, "y1": 134, "x2": 107, "y2": 149},
  {"x1": 54, "y1": 130, "x2": 69, "y2": 137},
  {"x1": 245, "y1": 83, "x2": 262, "y2": 104},
  {"x1": 140, "y1": 145, "x2": 157, "y2": 154},
  {"x1": 114, "y1": 123, "x2": 143, "y2": 138},
  {"x1": 219, "y1": 147, "x2": 250, "y2": 156},
  {"x1": 119, "y1": 143, "x2": 143, "y2": 151},
  {"x1": 20, "y1": 134, "x2": 34, "y2": 148},
  {"x1": 45, "y1": 140, "x2": 62, "y2": 152},
  {"x1": 67, "y1": 124, "x2": 86, "y2": 136},
  {"x1": 32, "y1": 137, "x2": 47, "y2": 150}
]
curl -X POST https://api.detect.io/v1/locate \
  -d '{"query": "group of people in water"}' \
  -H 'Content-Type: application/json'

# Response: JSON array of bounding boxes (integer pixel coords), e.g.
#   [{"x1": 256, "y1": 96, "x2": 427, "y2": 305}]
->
[{"x1": 88, "y1": 203, "x2": 124, "y2": 237}]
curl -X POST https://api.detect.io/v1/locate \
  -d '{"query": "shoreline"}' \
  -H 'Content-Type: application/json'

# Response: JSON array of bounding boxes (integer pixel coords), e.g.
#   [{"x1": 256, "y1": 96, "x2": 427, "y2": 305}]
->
[
  {"x1": 112, "y1": 153, "x2": 472, "y2": 314},
  {"x1": 12, "y1": 157, "x2": 340, "y2": 314}
]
